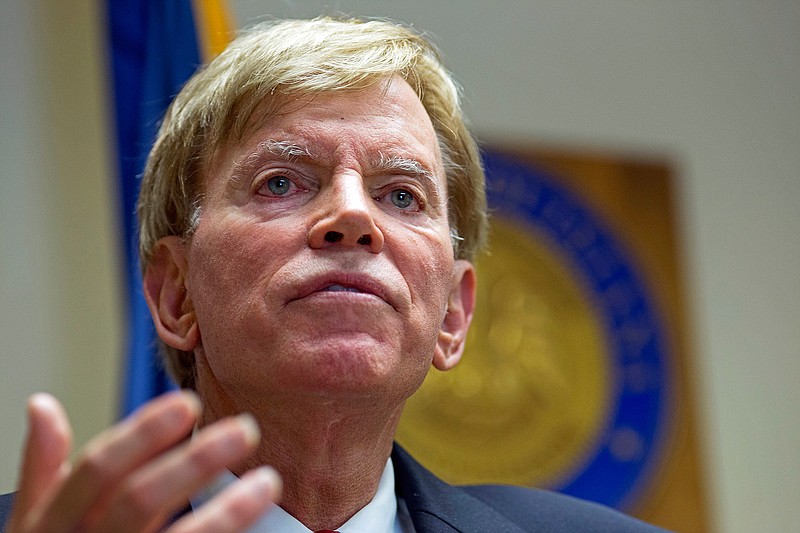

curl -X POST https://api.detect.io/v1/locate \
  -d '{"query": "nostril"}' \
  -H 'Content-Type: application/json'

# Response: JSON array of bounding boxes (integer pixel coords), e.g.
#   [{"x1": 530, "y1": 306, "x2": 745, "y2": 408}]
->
[
  {"x1": 324, "y1": 231, "x2": 343, "y2": 243},
  {"x1": 357, "y1": 235, "x2": 372, "y2": 246}
]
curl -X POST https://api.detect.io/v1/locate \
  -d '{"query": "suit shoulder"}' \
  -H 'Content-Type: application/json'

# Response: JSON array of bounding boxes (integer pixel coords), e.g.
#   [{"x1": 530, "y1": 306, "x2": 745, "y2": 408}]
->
[
  {"x1": 460, "y1": 484, "x2": 670, "y2": 533},
  {"x1": 1, "y1": 491, "x2": 15, "y2": 530}
]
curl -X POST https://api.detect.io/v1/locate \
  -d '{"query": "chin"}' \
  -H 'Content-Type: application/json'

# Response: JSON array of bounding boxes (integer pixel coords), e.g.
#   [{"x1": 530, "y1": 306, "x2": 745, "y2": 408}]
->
[{"x1": 276, "y1": 336, "x2": 419, "y2": 395}]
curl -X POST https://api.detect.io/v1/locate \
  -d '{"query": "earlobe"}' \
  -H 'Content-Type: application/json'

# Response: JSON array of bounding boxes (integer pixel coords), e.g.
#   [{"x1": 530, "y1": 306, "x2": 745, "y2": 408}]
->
[
  {"x1": 433, "y1": 260, "x2": 476, "y2": 371},
  {"x1": 143, "y1": 236, "x2": 199, "y2": 352}
]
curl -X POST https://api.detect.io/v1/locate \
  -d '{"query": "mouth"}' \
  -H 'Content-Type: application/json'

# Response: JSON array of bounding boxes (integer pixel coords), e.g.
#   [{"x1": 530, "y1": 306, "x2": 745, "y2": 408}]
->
[
  {"x1": 288, "y1": 273, "x2": 397, "y2": 310},
  {"x1": 322, "y1": 284, "x2": 366, "y2": 293}
]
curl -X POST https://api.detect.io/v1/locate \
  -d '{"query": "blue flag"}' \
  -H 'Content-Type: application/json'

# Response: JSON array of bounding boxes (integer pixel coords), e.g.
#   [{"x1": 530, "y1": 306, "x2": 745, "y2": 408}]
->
[{"x1": 107, "y1": 0, "x2": 202, "y2": 415}]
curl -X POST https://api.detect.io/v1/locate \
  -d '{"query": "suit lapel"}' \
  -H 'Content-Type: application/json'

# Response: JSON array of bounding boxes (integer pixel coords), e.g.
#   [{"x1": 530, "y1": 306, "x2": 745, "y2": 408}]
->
[{"x1": 392, "y1": 445, "x2": 527, "y2": 533}]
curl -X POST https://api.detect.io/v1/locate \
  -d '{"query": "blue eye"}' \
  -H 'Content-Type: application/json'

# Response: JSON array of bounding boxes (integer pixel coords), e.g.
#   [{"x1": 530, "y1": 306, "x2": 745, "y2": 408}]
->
[
  {"x1": 266, "y1": 176, "x2": 291, "y2": 195},
  {"x1": 391, "y1": 189, "x2": 414, "y2": 209}
]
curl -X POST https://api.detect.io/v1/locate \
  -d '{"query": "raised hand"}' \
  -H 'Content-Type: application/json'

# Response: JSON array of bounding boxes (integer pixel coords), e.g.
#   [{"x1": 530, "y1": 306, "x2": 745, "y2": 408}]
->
[{"x1": 6, "y1": 392, "x2": 281, "y2": 533}]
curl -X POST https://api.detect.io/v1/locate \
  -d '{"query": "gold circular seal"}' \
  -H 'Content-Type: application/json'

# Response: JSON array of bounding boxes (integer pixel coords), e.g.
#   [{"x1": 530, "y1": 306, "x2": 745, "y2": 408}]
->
[{"x1": 396, "y1": 217, "x2": 610, "y2": 487}]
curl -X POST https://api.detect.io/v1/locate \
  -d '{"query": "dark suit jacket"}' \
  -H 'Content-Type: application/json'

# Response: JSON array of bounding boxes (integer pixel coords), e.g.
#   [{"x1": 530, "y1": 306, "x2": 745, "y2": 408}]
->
[
  {"x1": 0, "y1": 491, "x2": 11, "y2": 532},
  {"x1": 0, "y1": 445, "x2": 668, "y2": 532},
  {"x1": 392, "y1": 445, "x2": 668, "y2": 532}
]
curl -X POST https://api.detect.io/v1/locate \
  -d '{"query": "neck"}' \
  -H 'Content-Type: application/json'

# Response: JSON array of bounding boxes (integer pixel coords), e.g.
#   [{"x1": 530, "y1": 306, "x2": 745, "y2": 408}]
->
[{"x1": 195, "y1": 378, "x2": 405, "y2": 530}]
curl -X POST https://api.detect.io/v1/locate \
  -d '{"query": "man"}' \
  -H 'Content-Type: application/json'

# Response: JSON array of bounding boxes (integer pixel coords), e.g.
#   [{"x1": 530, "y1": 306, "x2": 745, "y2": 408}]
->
[{"x1": 1, "y1": 17, "x2": 669, "y2": 532}]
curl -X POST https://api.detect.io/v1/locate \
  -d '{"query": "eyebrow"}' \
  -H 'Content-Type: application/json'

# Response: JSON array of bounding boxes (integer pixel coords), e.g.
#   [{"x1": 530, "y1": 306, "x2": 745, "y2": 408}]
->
[
  {"x1": 373, "y1": 152, "x2": 436, "y2": 184},
  {"x1": 228, "y1": 140, "x2": 314, "y2": 187},
  {"x1": 372, "y1": 152, "x2": 445, "y2": 211}
]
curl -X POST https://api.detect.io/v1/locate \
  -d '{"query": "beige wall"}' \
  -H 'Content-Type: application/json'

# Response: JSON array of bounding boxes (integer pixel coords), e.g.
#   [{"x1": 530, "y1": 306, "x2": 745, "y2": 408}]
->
[
  {"x1": 0, "y1": 0, "x2": 122, "y2": 495},
  {"x1": 1, "y1": 1, "x2": 798, "y2": 532}
]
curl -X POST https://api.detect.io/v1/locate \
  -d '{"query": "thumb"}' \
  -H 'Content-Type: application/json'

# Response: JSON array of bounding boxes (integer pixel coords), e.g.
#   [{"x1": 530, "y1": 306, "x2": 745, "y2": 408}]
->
[{"x1": 7, "y1": 393, "x2": 73, "y2": 530}]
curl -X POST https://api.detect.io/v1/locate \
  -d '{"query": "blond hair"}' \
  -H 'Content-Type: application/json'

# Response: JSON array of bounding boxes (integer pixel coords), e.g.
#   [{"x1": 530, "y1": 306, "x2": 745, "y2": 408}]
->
[{"x1": 138, "y1": 17, "x2": 488, "y2": 388}]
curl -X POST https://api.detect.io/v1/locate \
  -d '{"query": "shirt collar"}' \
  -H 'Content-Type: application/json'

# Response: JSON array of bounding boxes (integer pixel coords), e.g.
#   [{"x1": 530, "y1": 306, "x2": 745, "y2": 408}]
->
[{"x1": 191, "y1": 457, "x2": 401, "y2": 533}]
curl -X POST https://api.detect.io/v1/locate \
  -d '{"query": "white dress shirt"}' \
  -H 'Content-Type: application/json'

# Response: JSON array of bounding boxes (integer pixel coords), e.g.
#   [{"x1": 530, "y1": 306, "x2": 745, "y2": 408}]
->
[{"x1": 191, "y1": 458, "x2": 415, "y2": 533}]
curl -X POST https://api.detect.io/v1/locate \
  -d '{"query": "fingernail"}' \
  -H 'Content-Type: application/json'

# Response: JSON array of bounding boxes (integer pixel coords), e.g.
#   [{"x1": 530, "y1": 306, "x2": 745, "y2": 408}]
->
[
  {"x1": 28, "y1": 392, "x2": 58, "y2": 412},
  {"x1": 177, "y1": 390, "x2": 202, "y2": 414},
  {"x1": 26, "y1": 393, "x2": 72, "y2": 443},
  {"x1": 235, "y1": 413, "x2": 261, "y2": 446},
  {"x1": 248, "y1": 466, "x2": 282, "y2": 500}
]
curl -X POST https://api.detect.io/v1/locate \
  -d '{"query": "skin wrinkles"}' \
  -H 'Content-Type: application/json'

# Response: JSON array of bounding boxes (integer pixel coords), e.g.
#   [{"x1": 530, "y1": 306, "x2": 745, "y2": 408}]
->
[
  {"x1": 219, "y1": 143, "x2": 445, "y2": 232},
  {"x1": 186, "y1": 78, "x2": 458, "y2": 404},
  {"x1": 225, "y1": 141, "x2": 445, "y2": 222},
  {"x1": 218, "y1": 104, "x2": 447, "y2": 220}
]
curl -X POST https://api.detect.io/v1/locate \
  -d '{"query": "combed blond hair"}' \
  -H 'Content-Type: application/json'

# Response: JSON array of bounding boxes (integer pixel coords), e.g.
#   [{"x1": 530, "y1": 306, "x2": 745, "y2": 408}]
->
[{"x1": 138, "y1": 17, "x2": 488, "y2": 388}]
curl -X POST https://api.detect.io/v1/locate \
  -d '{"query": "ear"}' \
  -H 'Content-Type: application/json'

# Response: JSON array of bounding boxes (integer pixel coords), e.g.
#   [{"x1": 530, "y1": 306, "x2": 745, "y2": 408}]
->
[
  {"x1": 433, "y1": 260, "x2": 476, "y2": 371},
  {"x1": 142, "y1": 236, "x2": 199, "y2": 352}
]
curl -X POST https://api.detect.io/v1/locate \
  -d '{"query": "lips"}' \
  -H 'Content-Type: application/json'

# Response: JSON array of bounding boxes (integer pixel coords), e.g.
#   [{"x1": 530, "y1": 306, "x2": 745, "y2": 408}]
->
[
  {"x1": 287, "y1": 272, "x2": 397, "y2": 310},
  {"x1": 323, "y1": 284, "x2": 364, "y2": 293}
]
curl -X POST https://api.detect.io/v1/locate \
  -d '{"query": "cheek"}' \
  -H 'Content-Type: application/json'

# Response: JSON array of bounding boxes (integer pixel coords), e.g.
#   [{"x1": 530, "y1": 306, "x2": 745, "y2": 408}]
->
[
  {"x1": 189, "y1": 213, "x2": 293, "y2": 282},
  {"x1": 411, "y1": 232, "x2": 454, "y2": 291},
  {"x1": 190, "y1": 228, "x2": 255, "y2": 299},
  {"x1": 395, "y1": 230, "x2": 455, "y2": 330},
  {"x1": 186, "y1": 219, "x2": 288, "y2": 340}
]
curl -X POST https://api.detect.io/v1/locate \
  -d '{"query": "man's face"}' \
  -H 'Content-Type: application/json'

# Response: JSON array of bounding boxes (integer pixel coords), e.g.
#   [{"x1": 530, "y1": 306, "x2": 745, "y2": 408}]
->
[{"x1": 176, "y1": 78, "x2": 474, "y2": 407}]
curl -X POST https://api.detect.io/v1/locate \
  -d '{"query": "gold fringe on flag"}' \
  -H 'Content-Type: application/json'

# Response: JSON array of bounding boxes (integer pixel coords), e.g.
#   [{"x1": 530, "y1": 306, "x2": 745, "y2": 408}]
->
[{"x1": 191, "y1": 0, "x2": 236, "y2": 62}]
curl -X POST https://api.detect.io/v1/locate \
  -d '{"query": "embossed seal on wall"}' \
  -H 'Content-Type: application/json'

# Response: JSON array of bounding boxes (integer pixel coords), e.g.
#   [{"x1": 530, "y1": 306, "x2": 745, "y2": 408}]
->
[{"x1": 397, "y1": 152, "x2": 671, "y2": 510}]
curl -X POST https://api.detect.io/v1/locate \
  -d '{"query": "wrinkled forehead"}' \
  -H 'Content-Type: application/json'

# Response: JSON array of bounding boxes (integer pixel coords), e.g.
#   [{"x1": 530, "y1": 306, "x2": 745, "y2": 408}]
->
[{"x1": 204, "y1": 77, "x2": 444, "y2": 185}]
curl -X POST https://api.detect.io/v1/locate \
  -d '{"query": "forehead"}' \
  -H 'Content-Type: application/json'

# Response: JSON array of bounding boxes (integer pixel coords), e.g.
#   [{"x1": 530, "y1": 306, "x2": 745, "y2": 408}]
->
[{"x1": 209, "y1": 77, "x2": 443, "y2": 181}]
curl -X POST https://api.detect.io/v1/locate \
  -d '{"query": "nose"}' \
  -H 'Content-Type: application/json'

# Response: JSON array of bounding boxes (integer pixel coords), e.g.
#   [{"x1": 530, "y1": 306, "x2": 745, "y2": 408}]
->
[{"x1": 307, "y1": 173, "x2": 384, "y2": 253}]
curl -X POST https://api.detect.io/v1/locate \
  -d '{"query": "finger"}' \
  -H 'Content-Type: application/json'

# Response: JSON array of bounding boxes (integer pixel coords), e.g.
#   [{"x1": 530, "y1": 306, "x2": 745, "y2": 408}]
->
[
  {"x1": 6, "y1": 393, "x2": 73, "y2": 531},
  {"x1": 32, "y1": 391, "x2": 200, "y2": 531},
  {"x1": 94, "y1": 414, "x2": 261, "y2": 532},
  {"x1": 169, "y1": 466, "x2": 281, "y2": 533}
]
